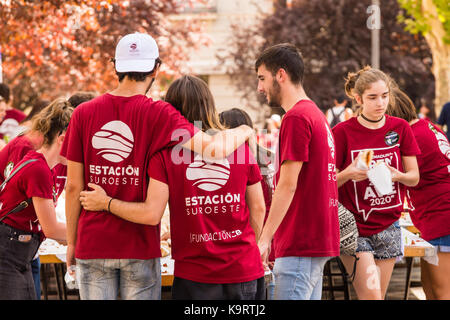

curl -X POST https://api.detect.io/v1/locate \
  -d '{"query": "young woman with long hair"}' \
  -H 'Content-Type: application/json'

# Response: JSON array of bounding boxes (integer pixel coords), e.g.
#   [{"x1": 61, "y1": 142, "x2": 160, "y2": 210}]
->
[
  {"x1": 0, "y1": 98, "x2": 73, "y2": 299},
  {"x1": 387, "y1": 87, "x2": 450, "y2": 300},
  {"x1": 333, "y1": 66, "x2": 420, "y2": 300}
]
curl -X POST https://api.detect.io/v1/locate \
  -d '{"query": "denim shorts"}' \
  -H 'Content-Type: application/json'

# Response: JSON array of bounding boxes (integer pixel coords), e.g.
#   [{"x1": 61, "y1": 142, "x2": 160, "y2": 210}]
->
[
  {"x1": 356, "y1": 223, "x2": 402, "y2": 260},
  {"x1": 428, "y1": 234, "x2": 450, "y2": 253}
]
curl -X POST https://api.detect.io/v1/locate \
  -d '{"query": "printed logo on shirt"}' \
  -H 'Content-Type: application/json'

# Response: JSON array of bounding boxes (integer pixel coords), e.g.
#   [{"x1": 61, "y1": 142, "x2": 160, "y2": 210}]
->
[
  {"x1": 186, "y1": 155, "x2": 230, "y2": 191},
  {"x1": 428, "y1": 123, "x2": 450, "y2": 160},
  {"x1": 351, "y1": 145, "x2": 402, "y2": 222},
  {"x1": 325, "y1": 123, "x2": 335, "y2": 160},
  {"x1": 91, "y1": 121, "x2": 134, "y2": 163},
  {"x1": 4, "y1": 161, "x2": 14, "y2": 179},
  {"x1": 384, "y1": 131, "x2": 399, "y2": 146}
]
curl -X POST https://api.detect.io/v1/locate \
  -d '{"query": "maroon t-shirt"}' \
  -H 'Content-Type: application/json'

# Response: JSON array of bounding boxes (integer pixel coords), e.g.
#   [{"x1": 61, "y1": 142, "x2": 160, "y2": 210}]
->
[
  {"x1": 149, "y1": 143, "x2": 264, "y2": 283},
  {"x1": 60, "y1": 93, "x2": 198, "y2": 259},
  {"x1": 407, "y1": 119, "x2": 450, "y2": 241},
  {"x1": 0, "y1": 134, "x2": 64, "y2": 200},
  {"x1": 52, "y1": 163, "x2": 67, "y2": 200},
  {"x1": 333, "y1": 115, "x2": 421, "y2": 237},
  {"x1": 0, "y1": 151, "x2": 54, "y2": 238},
  {"x1": 273, "y1": 99, "x2": 340, "y2": 258}
]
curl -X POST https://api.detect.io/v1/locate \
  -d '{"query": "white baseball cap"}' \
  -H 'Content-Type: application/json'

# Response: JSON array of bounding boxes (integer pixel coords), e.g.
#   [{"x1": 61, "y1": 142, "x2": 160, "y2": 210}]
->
[{"x1": 115, "y1": 33, "x2": 159, "y2": 73}]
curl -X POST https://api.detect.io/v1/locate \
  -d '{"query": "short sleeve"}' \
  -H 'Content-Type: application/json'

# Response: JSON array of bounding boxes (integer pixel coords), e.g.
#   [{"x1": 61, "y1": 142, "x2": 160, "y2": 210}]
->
[
  {"x1": 22, "y1": 164, "x2": 54, "y2": 200},
  {"x1": 148, "y1": 152, "x2": 168, "y2": 185},
  {"x1": 60, "y1": 107, "x2": 83, "y2": 163},
  {"x1": 150, "y1": 102, "x2": 199, "y2": 154},
  {"x1": 400, "y1": 123, "x2": 421, "y2": 156},
  {"x1": 279, "y1": 115, "x2": 311, "y2": 164}
]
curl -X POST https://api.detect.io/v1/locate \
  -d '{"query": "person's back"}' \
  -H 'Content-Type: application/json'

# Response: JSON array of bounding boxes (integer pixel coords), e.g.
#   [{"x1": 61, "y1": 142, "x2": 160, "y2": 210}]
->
[
  {"x1": 149, "y1": 143, "x2": 264, "y2": 284},
  {"x1": 326, "y1": 95, "x2": 352, "y2": 128},
  {"x1": 63, "y1": 93, "x2": 197, "y2": 259}
]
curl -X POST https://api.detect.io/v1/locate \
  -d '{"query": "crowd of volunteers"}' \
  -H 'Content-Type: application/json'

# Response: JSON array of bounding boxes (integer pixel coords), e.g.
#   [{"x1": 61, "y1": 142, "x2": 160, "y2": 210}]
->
[{"x1": 0, "y1": 33, "x2": 448, "y2": 300}]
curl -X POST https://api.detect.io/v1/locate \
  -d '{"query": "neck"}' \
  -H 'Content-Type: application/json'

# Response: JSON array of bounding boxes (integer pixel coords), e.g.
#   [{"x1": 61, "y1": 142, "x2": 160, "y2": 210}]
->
[
  {"x1": 38, "y1": 144, "x2": 60, "y2": 170},
  {"x1": 409, "y1": 119, "x2": 420, "y2": 126},
  {"x1": 25, "y1": 130, "x2": 44, "y2": 149},
  {"x1": 281, "y1": 85, "x2": 309, "y2": 112},
  {"x1": 357, "y1": 113, "x2": 386, "y2": 129},
  {"x1": 109, "y1": 78, "x2": 153, "y2": 97}
]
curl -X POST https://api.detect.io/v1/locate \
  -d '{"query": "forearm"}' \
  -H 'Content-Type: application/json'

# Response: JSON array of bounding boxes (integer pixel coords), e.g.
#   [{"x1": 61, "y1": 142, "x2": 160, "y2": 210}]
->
[
  {"x1": 44, "y1": 222, "x2": 67, "y2": 242},
  {"x1": 108, "y1": 198, "x2": 160, "y2": 225},
  {"x1": 249, "y1": 207, "x2": 265, "y2": 243},
  {"x1": 65, "y1": 184, "x2": 83, "y2": 246},
  {"x1": 337, "y1": 169, "x2": 351, "y2": 188},
  {"x1": 205, "y1": 125, "x2": 253, "y2": 159},
  {"x1": 395, "y1": 170, "x2": 419, "y2": 187}
]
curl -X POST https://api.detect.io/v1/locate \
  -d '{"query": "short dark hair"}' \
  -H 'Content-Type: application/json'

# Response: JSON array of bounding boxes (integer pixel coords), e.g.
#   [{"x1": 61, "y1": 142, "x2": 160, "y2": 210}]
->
[
  {"x1": 0, "y1": 83, "x2": 11, "y2": 103},
  {"x1": 255, "y1": 43, "x2": 304, "y2": 85},
  {"x1": 68, "y1": 91, "x2": 96, "y2": 108},
  {"x1": 113, "y1": 58, "x2": 162, "y2": 82},
  {"x1": 335, "y1": 94, "x2": 347, "y2": 104}
]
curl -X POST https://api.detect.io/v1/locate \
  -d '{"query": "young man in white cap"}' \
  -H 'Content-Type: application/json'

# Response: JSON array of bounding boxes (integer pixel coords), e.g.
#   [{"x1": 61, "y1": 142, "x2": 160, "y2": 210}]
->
[
  {"x1": 255, "y1": 43, "x2": 340, "y2": 300},
  {"x1": 61, "y1": 32, "x2": 254, "y2": 300}
]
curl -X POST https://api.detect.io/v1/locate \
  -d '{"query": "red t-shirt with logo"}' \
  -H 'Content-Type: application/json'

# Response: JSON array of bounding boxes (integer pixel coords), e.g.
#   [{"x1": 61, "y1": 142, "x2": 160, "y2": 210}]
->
[
  {"x1": 0, "y1": 134, "x2": 64, "y2": 200},
  {"x1": 148, "y1": 143, "x2": 264, "y2": 283},
  {"x1": 60, "y1": 93, "x2": 198, "y2": 259},
  {"x1": 273, "y1": 100, "x2": 340, "y2": 258},
  {"x1": 333, "y1": 115, "x2": 421, "y2": 237},
  {"x1": 407, "y1": 119, "x2": 450, "y2": 241},
  {"x1": 0, "y1": 150, "x2": 55, "y2": 238}
]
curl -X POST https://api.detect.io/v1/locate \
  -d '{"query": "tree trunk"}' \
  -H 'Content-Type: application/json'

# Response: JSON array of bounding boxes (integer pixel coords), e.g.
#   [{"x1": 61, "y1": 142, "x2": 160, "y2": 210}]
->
[{"x1": 421, "y1": 0, "x2": 450, "y2": 115}]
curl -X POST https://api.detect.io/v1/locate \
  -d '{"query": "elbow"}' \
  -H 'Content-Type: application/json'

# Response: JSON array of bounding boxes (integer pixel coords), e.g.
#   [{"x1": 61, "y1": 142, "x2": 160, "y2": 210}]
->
[
  {"x1": 410, "y1": 172, "x2": 420, "y2": 187},
  {"x1": 65, "y1": 181, "x2": 84, "y2": 195}
]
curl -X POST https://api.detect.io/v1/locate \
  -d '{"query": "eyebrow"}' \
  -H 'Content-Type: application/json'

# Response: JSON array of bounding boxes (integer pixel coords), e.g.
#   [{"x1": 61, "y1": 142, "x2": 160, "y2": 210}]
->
[{"x1": 367, "y1": 91, "x2": 389, "y2": 97}]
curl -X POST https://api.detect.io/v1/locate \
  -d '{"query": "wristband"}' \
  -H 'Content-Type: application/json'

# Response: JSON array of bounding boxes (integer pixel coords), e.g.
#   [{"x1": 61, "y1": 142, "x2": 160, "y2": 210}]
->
[{"x1": 108, "y1": 197, "x2": 114, "y2": 212}]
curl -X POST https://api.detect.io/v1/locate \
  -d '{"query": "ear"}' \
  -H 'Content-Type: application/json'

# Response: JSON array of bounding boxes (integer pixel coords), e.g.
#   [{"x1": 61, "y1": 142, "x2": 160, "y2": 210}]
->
[
  {"x1": 57, "y1": 133, "x2": 66, "y2": 145},
  {"x1": 354, "y1": 93, "x2": 363, "y2": 106},
  {"x1": 276, "y1": 68, "x2": 288, "y2": 83}
]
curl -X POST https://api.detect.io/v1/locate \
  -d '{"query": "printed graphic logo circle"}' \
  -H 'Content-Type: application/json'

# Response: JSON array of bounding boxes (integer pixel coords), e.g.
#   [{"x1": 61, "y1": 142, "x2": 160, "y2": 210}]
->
[
  {"x1": 91, "y1": 121, "x2": 134, "y2": 163},
  {"x1": 384, "y1": 131, "x2": 399, "y2": 146},
  {"x1": 186, "y1": 156, "x2": 230, "y2": 191}
]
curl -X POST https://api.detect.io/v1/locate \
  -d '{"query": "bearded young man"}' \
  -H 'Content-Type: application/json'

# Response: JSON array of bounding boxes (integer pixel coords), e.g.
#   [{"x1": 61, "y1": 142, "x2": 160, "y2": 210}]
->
[{"x1": 255, "y1": 43, "x2": 340, "y2": 300}]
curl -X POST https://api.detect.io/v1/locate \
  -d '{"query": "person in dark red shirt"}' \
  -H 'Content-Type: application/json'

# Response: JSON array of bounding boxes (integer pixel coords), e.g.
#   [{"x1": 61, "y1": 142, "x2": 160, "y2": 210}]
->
[
  {"x1": 255, "y1": 44, "x2": 340, "y2": 300},
  {"x1": 387, "y1": 87, "x2": 450, "y2": 300},
  {"x1": 334, "y1": 67, "x2": 420, "y2": 300},
  {"x1": 62, "y1": 33, "x2": 254, "y2": 300},
  {"x1": 0, "y1": 98, "x2": 72, "y2": 299},
  {"x1": 79, "y1": 75, "x2": 266, "y2": 300}
]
